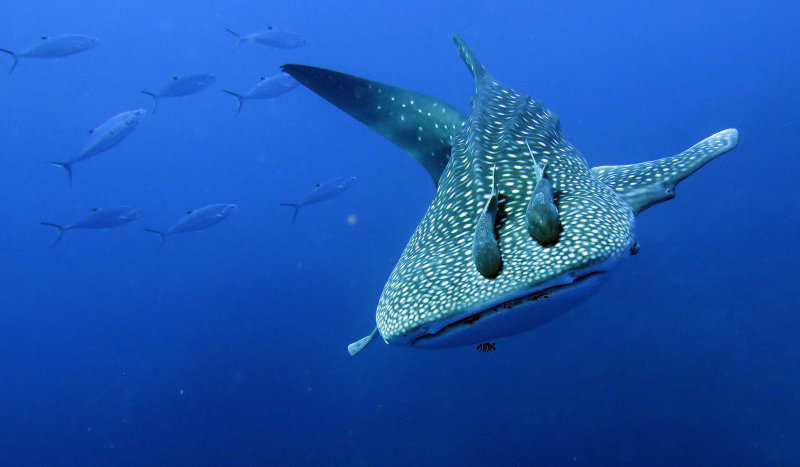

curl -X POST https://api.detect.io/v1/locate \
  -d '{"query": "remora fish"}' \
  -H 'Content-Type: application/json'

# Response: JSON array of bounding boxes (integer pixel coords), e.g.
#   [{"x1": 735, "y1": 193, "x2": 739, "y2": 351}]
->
[
  {"x1": 0, "y1": 34, "x2": 98, "y2": 73},
  {"x1": 224, "y1": 26, "x2": 305, "y2": 50},
  {"x1": 49, "y1": 109, "x2": 147, "y2": 185},
  {"x1": 140, "y1": 74, "x2": 216, "y2": 113},
  {"x1": 144, "y1": 204, "x2": 237, "y2": 246},
  {"x1": 282, "y1": 34, "x2": 739, "y2": 356},
  {"x1": 40, "y1": 206, "x2": 143, "y2": 246},
  {"x1": 280, "y1": 176, "x2": 356, "y2": 222},
  {"x1": 222, "y1": 73, "x2": 299, "y2": 113}
]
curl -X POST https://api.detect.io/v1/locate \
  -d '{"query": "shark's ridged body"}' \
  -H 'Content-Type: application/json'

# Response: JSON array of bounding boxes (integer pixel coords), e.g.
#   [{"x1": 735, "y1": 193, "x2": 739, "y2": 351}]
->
[{"x1": 283, "y1": 35, "x2": 738, "y2": 355}]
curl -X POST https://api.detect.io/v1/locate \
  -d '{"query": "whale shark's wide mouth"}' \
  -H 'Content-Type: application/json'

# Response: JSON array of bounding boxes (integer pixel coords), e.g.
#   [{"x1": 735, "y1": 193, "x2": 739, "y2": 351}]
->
[{"x1": 404, "y1": 269, "x2": 610, "y2": 348}]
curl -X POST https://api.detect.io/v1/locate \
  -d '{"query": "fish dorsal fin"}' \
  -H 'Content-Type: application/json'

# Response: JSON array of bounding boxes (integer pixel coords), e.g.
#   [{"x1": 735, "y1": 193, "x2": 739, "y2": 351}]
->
[
  {"x1": 525, "y1": 139, "x2": 546, "y2": 183},
  {"x1": 592, "y1": 129, "x2": 738, "y2": 214},
  {"x1": 281, "y1": 64, "x2": 466, "y2": 186}
]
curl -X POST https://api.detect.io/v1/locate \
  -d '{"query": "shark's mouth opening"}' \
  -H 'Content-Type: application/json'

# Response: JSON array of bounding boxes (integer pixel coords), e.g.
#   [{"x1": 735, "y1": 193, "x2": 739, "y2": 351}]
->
[{"x1": 409, "y1": 270, "x2": 607, "y2": 348}]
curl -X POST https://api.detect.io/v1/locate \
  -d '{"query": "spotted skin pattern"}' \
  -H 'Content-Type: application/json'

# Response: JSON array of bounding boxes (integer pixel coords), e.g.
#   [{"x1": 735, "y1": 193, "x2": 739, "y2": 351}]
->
[
  {"x1": 280, "y1": 63, "x2": 466, "y2": 184},
  {"x1": 283, "y1": 35, "x2": 738, "y2": 354},
  {"x1": 377, "y1": 38, "x2": 635, "y2": 343}
]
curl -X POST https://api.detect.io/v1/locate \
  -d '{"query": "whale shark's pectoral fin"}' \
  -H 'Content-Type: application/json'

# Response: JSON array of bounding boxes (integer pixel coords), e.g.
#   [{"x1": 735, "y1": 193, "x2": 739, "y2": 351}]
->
[
  {"x1": 281, "y1": 64, "x2": 466, "y2": 186},
  {"x1": 592, "y1": 129, "x2": 738, "y2": 214},
  {"x1": 348, "y1": 327, "x2": 378, "y2": 356}
]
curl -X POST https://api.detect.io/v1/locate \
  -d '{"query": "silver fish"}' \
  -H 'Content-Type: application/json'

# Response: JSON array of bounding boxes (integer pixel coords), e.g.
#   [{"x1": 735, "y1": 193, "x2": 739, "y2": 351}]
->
[
  {"x1": 283, "y1": 35, "x2": 739, "y2": 356},
  {"x1": 144, "y1": 204, "x2": 237, "y2": 246},
  {"x1": 140, "y1": 74, "x2": 216, "y2": 113},
  {"x1": 49, "y1": 109, "x2": 147, "y2": 185},
  {"x1": 280, "y1": 176, "x2": 356, "y2": 222},
  {"x1": 222, "y1": 73, "x2": 299, "y2": 113},
  {"x1": 0, "y1": 34, "x2": 97, "y2": 73},
  {"x1": 225, "y1": 27, "x2": 305, "y2": 50},
  {"x1": 40, "y1": 206, "x2": 143, "y2": 246}
]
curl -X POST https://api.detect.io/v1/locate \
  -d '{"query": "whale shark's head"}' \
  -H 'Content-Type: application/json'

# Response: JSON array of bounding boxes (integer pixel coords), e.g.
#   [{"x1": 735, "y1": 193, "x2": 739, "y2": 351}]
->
[{"x1": 376, "y1": 37, "x2": 636, "y2": 348}]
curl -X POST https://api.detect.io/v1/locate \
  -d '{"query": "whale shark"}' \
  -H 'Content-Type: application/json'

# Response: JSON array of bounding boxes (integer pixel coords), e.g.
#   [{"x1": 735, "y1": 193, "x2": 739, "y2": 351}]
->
[{"x1": 282, "y1": 35, "x2": 738, "y2": 356}]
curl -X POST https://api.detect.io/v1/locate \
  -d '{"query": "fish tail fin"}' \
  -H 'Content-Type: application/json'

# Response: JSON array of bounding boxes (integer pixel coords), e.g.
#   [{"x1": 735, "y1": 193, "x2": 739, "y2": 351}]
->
[
  {"x1": 48, "y1": 161, "x2": 73, "y2": 185},
  {"x1": 40, "y1": 222, "x2": 66, "y2": 247},
  {"x1": 224, "y1": 28, "x2": 244, "y2": 50},
  {"x1": 222, "y1": 90, "x2": 245, "y2": 114},
  {"x1": 0, "y1": 48, "x2": 18, "y2": 73},
  {"x1": 144, "y1": 228, "x2": 166, "y2": 249},
  {"x1": 140, "y1": 90, "x2": 158, "y2": 114},
  {"x1": 279, "y1": 203, "x2": 299, "y2": 222}
]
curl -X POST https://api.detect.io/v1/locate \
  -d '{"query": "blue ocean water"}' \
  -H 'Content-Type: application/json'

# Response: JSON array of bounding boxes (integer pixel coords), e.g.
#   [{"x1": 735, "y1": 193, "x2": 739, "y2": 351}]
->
[{"x1": 1, "y1": 0, "x2": 798, "y2": 465}]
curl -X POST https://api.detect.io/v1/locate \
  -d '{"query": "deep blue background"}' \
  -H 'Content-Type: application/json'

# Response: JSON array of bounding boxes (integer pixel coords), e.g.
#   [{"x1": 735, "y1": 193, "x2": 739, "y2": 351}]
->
[{"x1": 1, "y1": 0, "x2": 798, "y2": 465}]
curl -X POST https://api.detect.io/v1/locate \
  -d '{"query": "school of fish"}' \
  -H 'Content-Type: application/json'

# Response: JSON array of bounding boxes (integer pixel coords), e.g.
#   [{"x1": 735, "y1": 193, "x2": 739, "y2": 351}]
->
[{"x1": 1, "y1": 28, "x2": 356, "y2": 246}]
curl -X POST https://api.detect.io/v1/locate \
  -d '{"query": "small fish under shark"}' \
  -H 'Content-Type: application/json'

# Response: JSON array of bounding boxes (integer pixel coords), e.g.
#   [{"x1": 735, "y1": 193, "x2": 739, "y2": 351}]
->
[
  {"x1": 0, "y1": 34, "x2": 97, "y2": 73},
  {"x1": 282, "y1": 35, "x2": 739, "y2": 356},
  {"x1": 49, "y1": 108, "x2": 147, "y2": 185},
  {"x1": 280, "y1": 176, "x2": 356, "y2": 222},
  {"x1": 41, "y1": 206, "x2": 143, "y2": 246},
  {"x1": 140, "y1": 74, "x2": 216, "y2": 113}
]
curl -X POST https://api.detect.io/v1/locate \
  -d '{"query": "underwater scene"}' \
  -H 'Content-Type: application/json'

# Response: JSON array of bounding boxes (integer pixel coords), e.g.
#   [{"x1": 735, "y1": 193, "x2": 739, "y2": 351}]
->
[{"x1": 1, "y1": 0, "x2": 798, "y2": 465}]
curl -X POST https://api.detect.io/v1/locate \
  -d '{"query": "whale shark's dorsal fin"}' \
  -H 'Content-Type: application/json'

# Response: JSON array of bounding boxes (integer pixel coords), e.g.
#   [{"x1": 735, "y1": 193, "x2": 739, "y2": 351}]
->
[
  {"x1": 281, "y1": 64, "x2": 466, "y2": 186},
  {"x1": 453, "y1": 34, "x2": 490, "y2": 84},
  {"x1": 592, "y1": 129, "x2": 739, "y2": 214}
]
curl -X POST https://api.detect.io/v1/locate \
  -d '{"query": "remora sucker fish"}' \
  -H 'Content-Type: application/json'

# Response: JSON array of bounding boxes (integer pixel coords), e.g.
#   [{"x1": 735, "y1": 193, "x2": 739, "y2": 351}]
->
[{"x1": 282, "y1": 35, "x2": 739, "y2": 356}]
